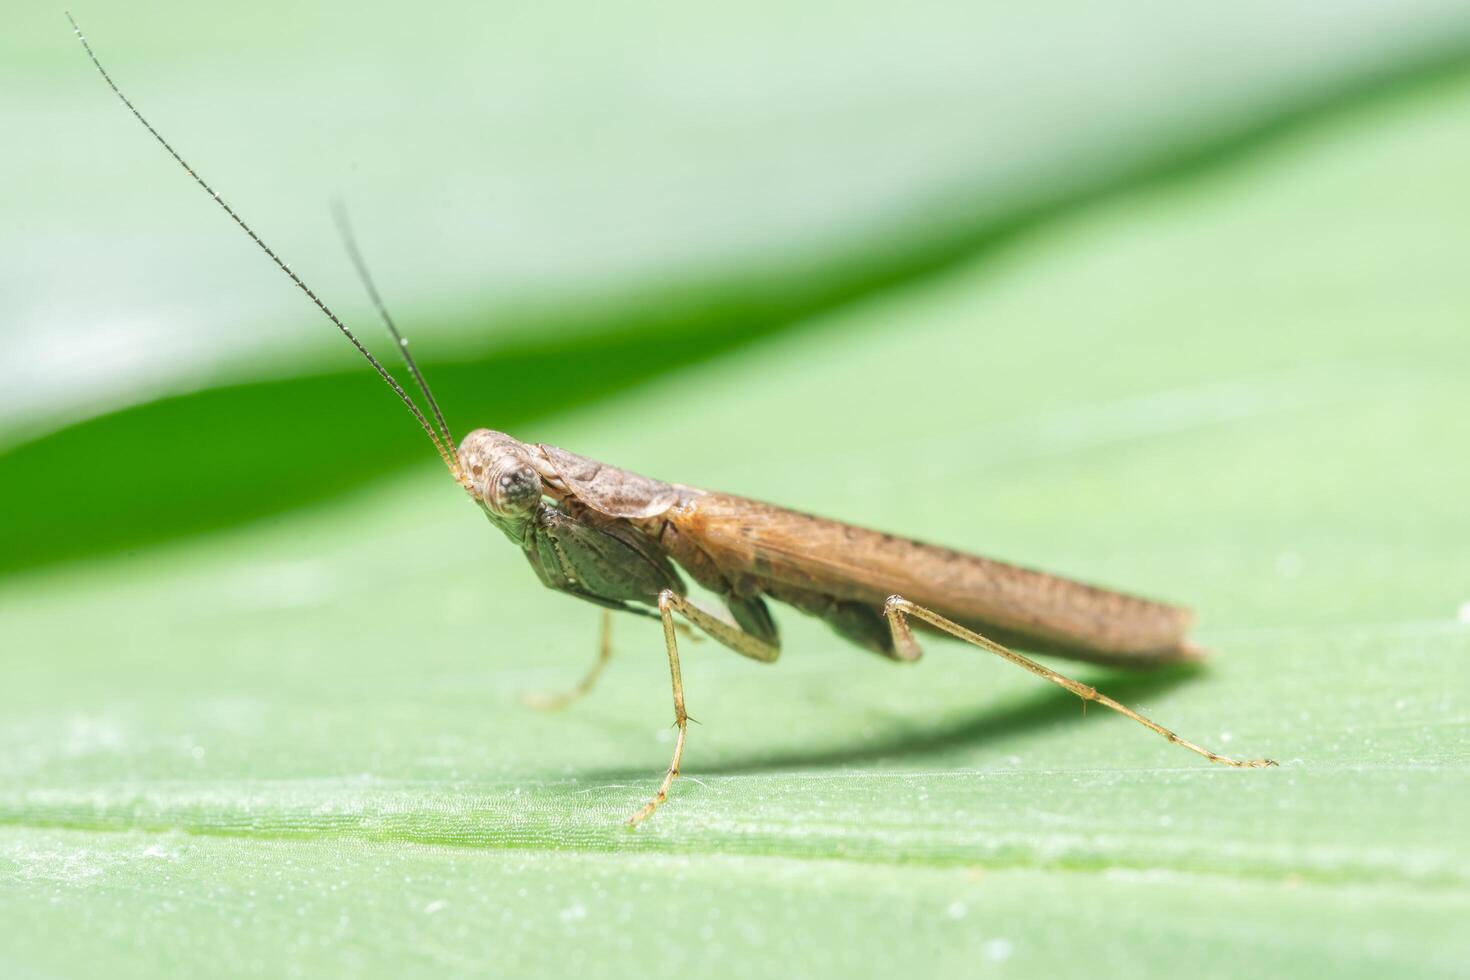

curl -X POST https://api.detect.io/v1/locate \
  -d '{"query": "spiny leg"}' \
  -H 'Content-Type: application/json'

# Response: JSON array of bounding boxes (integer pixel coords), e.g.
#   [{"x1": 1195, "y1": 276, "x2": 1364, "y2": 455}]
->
[
  {"x1": 523, "y1": 610, "x2": 617, "y2": 712},
  {"x1": 883, "y1": 596, "x2": 1276, "y2": 768},
  {"x1": 629, "y1": 590, "x2": 779, "y2": 826}
]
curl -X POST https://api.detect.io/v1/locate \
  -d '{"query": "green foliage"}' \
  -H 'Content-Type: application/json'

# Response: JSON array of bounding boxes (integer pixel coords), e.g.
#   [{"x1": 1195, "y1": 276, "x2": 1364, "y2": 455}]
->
[{"x1": 4, "y1": 9, "x2": 1470, "y2": 980}]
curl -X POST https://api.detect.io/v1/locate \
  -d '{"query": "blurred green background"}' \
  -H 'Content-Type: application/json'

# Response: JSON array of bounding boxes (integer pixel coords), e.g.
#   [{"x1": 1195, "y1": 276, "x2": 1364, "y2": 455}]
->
[{"x1": 3, "y1": 2, "x2": 1469, "y2": 977}]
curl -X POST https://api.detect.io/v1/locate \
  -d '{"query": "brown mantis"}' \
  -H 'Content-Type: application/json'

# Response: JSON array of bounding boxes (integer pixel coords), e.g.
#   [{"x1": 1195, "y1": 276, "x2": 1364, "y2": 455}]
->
[{"x1": 70, "y1": 16, "x2": 1275, "y2": 826}]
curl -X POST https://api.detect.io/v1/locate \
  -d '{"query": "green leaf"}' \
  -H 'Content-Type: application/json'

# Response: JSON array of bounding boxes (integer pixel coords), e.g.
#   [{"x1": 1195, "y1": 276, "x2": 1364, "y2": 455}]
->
[
  {"x1": 10, "y1": 1, "x2": 1470, "y2": 440},
  {"x1": 16, "y1": 25, "x2": 1470, "y2": 578},
  {"x1": 5, "y1": 19, "x2": 1470, "y2": 980}
]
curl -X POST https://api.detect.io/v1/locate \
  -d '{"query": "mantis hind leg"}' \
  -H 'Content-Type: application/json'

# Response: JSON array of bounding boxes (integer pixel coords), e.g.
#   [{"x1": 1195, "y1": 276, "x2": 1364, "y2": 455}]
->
[
  {"x1": 882, "y1": 596, "x2": 1276, "y2": 769},
  {"x1": 628, "y1": 590, "x2": 780, "y2": 826}
]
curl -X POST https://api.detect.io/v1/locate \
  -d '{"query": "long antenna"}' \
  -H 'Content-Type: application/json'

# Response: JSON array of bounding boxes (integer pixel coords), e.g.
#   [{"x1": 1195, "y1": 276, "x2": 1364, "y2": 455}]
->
[
  {"x1": 330, "y1": 201, "x2": 456, "y2": 456},
  {"x1": 66, "y1": 12, "x2": 462, "y2": 481}
]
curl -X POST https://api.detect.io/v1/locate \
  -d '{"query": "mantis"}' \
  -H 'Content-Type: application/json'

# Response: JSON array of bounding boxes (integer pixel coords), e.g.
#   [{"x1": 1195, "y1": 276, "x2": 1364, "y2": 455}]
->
[{"x1": 70, "y1": 16, "x2": 1275, "y2": 826}]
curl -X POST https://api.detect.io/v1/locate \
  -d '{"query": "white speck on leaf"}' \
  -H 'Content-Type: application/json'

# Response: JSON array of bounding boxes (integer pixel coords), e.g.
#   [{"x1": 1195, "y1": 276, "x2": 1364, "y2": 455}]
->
[
  {"x1": 985, "y1": 938, "x2": 1014, "y2": 962},
  {"x1": 424, "y1": 899, "x2": 447, "y2": 915},
  {"x1": 946, "y1": 901, "x2": 967, "y2": 920}
]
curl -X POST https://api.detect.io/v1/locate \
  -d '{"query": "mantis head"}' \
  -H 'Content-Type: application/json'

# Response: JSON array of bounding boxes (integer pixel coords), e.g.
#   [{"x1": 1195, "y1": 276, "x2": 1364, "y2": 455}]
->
[{"x1": 458, "y1": 429, "x2": 544, "y2": 522}]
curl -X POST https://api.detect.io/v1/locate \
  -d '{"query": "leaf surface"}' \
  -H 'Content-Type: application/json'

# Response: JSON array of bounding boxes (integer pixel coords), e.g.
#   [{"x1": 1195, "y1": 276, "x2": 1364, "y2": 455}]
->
[{"x1": 4, "y1": 24, "x2": 1470, "y2": 980}]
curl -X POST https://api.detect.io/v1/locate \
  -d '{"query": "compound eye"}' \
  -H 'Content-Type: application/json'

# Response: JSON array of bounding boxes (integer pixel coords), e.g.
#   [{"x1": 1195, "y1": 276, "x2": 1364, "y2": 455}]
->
[{"x1": 486, "y1": 461, "x2": 542, "y2": 516}]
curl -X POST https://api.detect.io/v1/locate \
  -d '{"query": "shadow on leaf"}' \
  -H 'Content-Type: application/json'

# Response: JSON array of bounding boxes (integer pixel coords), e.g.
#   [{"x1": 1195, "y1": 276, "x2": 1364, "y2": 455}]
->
[{"x1": 584, "y1": 666, "x2": 1199, "y2": 782}]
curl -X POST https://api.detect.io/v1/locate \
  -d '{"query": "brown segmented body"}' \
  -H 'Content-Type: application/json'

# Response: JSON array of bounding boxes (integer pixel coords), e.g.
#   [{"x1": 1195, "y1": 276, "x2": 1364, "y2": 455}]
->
[{"x1": 658, "y1": 491, "x2": 1198, "y2": 667}]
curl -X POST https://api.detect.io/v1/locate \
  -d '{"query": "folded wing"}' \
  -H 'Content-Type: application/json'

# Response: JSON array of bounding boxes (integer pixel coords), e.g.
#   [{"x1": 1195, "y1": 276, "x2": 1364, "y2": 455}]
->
[{"x1": 669, "y1": 492, "x2": 1199, "y2": 667}]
